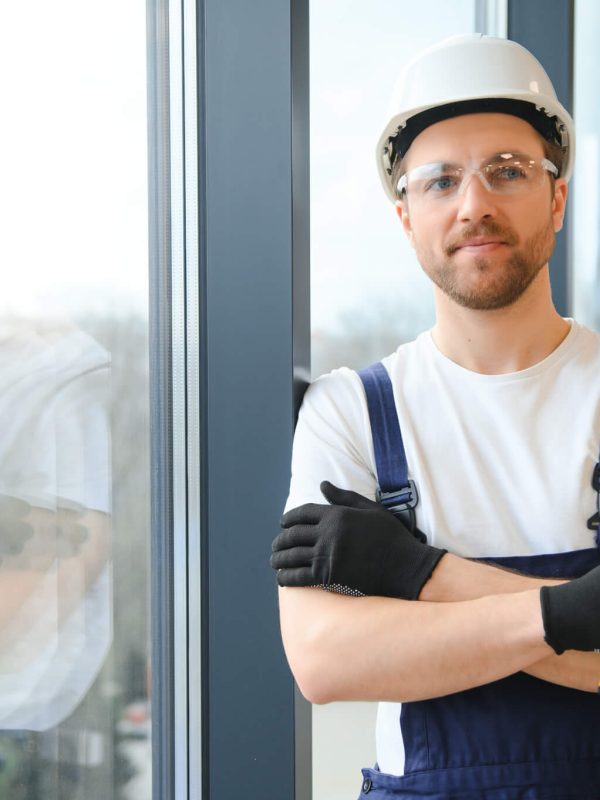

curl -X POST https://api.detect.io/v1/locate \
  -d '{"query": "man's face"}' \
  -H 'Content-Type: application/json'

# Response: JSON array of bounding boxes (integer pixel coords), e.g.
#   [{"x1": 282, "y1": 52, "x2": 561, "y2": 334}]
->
[{"x1": 396, "y1": 113, "x2": 568, "y2": 311}]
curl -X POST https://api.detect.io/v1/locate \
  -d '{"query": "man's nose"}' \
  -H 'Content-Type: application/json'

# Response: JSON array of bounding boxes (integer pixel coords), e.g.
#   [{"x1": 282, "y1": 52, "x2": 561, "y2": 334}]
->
[{"x1": 455, "y1": 171, "x2": 497, "y2": 223}]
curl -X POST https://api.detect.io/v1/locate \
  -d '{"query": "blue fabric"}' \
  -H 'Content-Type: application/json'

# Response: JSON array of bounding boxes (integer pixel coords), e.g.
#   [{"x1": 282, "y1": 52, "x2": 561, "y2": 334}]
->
[
  {"x1": 358, "y1": 758, "x2": 600, "y2": 798},
  {"x1": 358, "y1": 362, "x2": 409, "y2": 497}
]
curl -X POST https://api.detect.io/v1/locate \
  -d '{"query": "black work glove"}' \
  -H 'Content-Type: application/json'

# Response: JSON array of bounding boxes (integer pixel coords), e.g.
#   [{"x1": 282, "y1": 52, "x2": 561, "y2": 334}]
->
[
  {"x1": 540, "y1": 565, "x2": 600, "y2": 654},
  {"x1": 271, "y1": 481, "x2": 447, "y2": 600}
]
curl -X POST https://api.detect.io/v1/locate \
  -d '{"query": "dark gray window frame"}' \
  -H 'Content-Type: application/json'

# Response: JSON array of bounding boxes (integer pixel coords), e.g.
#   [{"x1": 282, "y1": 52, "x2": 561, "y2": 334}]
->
[
  {"x1": 199, "y1": 0, "x2": 311, "y2": 795},
  {"x1": 148, "y1": 0, "x2": 310, "y2": 797}
]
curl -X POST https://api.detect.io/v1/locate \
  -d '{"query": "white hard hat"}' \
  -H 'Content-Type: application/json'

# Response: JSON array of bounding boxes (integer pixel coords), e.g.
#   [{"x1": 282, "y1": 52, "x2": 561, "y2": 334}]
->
[{"x1": 377, "y1": 33, "x2": 575, "y2": 202}]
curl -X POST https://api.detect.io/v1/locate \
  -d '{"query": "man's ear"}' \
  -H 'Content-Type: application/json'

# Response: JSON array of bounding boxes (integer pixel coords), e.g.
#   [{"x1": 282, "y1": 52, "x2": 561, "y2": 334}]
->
[
  {"x1": 551, "y1": 178, "x2": 568, "y2": 233},
  {"x1": 395, "y1": 200, "x2": 415, "y2": 247}
]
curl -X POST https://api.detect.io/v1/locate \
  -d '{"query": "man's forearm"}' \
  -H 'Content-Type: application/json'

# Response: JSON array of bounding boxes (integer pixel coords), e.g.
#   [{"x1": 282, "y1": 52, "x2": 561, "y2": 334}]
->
[
  {"x1": 421, "y1": 553, "x2": 600, "y2": 692},
  {"x1": 279, "y1": 585, "x2": 551, "y2": 704},
  {"x1": 419, "y1": 553, "x2": 560, "y2": 602}
]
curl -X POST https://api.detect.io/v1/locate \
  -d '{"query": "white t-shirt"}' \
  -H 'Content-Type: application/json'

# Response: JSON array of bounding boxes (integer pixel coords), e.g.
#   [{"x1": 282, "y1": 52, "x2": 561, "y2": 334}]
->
[
  {"x1": 285, "y1": 319, "x2": 600, "y2": 775},
  {"x1": 0, "y1": 321, "x2": 111, "y2": 731}
]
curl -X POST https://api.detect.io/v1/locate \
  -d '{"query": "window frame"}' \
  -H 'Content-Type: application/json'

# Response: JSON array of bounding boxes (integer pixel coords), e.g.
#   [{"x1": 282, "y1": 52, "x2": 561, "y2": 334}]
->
[{"x1": 148, "y1": 0, "x2": 310, "y2": 797}]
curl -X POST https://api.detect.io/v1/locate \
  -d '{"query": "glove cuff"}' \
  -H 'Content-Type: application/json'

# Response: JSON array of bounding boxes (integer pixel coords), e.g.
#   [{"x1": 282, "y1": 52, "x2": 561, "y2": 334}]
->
[
  {"x1": 540, "y1": 585, "x2": 566, "y2": 655},
  {"x1": 411, "y1": 547, "x2": 448, "y2": 601},
  {"x1": 386, "y1": 545, "x2": 447, "y2": 601}
]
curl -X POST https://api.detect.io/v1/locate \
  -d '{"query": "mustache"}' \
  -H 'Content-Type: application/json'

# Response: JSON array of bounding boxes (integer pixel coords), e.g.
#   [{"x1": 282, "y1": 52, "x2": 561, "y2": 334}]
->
[{"x1": 445, "y1": 223, "x2": 519, "y2": 256}]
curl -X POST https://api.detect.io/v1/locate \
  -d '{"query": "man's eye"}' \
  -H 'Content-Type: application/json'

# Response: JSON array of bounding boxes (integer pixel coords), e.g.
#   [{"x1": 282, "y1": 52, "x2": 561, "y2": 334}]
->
[
  {"x1": 493, "y1": 165, "x2": 527, "y2": 182},
  {"x1": 424, "y1": 175, "x2": 457, "y2": 193}
]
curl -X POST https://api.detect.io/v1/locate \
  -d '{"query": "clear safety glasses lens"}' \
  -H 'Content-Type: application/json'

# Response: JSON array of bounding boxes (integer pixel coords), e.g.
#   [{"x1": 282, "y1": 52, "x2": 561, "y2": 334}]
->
[{"x1": 397, "y1": 154, "x2": 558, "y2": 201}]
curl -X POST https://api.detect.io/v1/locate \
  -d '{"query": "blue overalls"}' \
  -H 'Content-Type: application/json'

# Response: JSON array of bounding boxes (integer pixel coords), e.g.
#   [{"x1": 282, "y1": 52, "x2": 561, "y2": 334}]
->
[{"x1": 356, "y1": 362, "x2": 600, "y2": 800}]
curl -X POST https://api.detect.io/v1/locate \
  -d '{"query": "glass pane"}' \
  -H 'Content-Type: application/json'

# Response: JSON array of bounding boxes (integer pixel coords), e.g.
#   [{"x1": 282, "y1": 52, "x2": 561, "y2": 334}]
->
[
  {"x1": 572, "y1": 0, "x2": 600, "y2": 328},
  {"x1": 309, "y1": 3, "x2": 477, "y2": 798},
  {"x1": 0, "y1": 3, "x2": 151, "y2": 798}
]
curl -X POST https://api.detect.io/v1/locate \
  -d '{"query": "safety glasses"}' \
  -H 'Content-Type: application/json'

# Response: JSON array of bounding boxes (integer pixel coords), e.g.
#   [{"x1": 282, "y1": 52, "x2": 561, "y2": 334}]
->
[{"x1": 397, "y1": 152, "x2": 558, "y2": 203}]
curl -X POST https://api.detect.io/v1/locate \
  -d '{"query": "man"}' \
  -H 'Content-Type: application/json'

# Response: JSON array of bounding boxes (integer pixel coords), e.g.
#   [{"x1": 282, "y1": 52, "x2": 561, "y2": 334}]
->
[{"x1": 271, "y1": 34, "x2": 600, "y2": 798}]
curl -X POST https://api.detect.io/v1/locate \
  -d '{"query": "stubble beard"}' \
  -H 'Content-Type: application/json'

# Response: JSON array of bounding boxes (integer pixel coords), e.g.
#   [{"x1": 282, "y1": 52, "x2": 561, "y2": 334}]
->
[{"x1": 419, "y1": 219, "x2": 556, "y2": 311}]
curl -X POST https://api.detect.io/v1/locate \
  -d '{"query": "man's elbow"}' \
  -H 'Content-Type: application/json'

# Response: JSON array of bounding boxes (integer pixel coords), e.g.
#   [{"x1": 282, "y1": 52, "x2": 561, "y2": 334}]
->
[
  {"x1": 278, "y1": 587, "x2": 358, "y2": 704},
  {"x1": 280, "y1": 620, "x2": 341, "y2": 702},
  {"x1": 286, "y1": 648, "x2": 340, "y2": 705}
]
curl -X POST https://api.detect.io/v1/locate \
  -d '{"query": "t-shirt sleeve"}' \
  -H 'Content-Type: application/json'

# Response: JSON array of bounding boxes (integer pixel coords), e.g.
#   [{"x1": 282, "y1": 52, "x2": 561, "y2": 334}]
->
[{"x1": 285, "y1": 367, "x2": 378, "y2": 511}]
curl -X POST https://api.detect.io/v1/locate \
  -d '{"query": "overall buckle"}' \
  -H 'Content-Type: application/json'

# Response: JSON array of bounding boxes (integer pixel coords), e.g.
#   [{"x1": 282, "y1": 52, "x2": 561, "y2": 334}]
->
[
  {"x1": 587, "y1": 462, "x2": 600, "y2": 531},
  {"x1": 377, "y1": 479, "x2": 418, "y2": 514}
]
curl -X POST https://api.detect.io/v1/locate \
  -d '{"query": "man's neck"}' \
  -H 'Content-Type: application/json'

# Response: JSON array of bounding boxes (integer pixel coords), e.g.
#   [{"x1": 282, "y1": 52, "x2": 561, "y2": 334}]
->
[{"x1": 430, "y1": 269, "x2": 570, "y2": 375}]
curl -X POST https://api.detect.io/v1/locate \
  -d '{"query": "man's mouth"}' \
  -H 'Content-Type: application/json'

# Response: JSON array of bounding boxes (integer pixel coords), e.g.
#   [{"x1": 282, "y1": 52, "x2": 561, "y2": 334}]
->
[
  {"x1": 454, "y1": 238, "x2": 507, "y2": 254},
  {"x1": 446, "y1": 231, "x2": 516, "y2": 256}
]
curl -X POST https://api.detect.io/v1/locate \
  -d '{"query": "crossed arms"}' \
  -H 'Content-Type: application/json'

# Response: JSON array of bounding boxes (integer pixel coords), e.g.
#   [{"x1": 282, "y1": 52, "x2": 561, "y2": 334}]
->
[
  {"x1": 278, "y1": 547, "x2": 600, "y2": 704},
  {"x1": 276, "y1": 370, "x2": 600, "y2": 704}
]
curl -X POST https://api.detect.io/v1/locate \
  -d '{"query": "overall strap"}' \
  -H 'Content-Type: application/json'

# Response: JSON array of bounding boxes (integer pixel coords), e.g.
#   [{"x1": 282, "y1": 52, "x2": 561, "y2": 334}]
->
[{"x1": 357, "y1": 361, "x2": 418, "y2": 522}]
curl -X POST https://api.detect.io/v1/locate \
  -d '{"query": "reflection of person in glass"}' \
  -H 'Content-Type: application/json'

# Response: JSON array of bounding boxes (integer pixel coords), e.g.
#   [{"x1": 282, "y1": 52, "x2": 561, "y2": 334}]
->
[
  {"x1": 0, "y1": 319, "x2": 110, "y2": 731},
  {"x1": 273, "y1": 35, "x2": 600, "y2": 797}
]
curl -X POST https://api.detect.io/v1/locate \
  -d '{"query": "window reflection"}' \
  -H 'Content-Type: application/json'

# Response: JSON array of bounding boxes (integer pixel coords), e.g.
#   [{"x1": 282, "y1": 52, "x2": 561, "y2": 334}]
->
[
  {"x1": 1, "y1": 0, "x2": 151, "y2": 796},
  {"x1": 0, "y1": 320, "x2": 112, "y2": 794},
  {"x1": 0, "y1": 321, "x2": 111, "y2": 735},
  {"x1": 0, "y1": 315, "x2": 151, "y2": 798}
]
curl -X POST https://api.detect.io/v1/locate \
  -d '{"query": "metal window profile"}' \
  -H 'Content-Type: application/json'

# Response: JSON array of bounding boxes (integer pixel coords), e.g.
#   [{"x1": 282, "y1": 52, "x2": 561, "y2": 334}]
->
[
  {"x1": 167, "y1": 1, "x2": 191, "y2": 798},
  {"x1": 181, "y1": 0, "x2": 202, "y2": 795},
  {"x1": 147, "y1": 0, "x2": 176, "y2": 796},
  {"x1": 475, "y1": 0, "x2": 508, "y2": 37},
  {"x1": 148, "y1": 0, "x2": 201, "y2": 796},
  {"x1": 149, "y1": 0, "x2": 310, "y2": 796},
  {"x1": 171, "y1": 0, "x2": 204, "y2": 793},
  {"x1": 198, "y1": 0, "x2": 309, "y2": 797},
  {"x1": 291, "y1": 4, "x2": 312, "y2": 796}
]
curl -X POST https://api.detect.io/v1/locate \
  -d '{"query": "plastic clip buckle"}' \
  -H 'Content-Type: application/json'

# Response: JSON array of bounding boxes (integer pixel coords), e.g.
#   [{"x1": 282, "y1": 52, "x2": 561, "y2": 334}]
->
[
  {"x1": 587, "y1": 463, "x2": 600, "y2": 531},
  {"x1": 377, "y1": 479, "x2": 419, "y2": 514},
  {"x1": 592, "y1": 462, "x2": 600, "y2": 492}
]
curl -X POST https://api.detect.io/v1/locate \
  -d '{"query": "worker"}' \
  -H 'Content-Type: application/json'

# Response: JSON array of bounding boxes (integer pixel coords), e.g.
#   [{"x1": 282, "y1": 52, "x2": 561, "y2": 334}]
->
[{"x1": 271, "y1": 34, "x2": 600, "y2": 798}]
